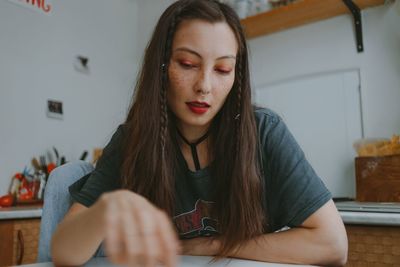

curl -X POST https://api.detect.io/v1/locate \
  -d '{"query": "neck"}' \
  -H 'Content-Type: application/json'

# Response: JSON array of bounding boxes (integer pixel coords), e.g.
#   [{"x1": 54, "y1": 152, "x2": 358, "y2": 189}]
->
[{"x1": 176, "y1": 122, "x2": 211, "y2": 172}]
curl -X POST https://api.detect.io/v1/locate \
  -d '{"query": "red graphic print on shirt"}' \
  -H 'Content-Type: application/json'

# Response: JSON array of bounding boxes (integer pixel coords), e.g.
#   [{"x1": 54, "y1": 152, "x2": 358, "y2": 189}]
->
[{"x1": 173, "y1": 199, "x2": 219, "y2": 238}]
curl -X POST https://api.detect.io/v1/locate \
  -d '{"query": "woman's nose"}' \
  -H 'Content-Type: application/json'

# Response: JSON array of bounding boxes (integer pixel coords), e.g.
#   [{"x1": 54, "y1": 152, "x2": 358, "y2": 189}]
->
[{"x1": 194, "y1": 69, "x2": 211, "y2": 95}]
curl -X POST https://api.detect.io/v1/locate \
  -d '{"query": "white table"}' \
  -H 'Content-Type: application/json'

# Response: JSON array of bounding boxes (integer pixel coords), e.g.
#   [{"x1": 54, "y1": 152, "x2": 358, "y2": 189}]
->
[{"x1": 20, "y1": 256, "x2": 313, "y2": 266}]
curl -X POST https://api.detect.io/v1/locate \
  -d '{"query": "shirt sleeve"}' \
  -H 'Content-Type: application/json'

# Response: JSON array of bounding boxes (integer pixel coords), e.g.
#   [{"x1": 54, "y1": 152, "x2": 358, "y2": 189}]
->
[
  {"x1": 256, "y1": 109, "x2": 332, "y2": 231},
  {"x1": 68, "y1": 124, "x2": 125, "y2": 207}
]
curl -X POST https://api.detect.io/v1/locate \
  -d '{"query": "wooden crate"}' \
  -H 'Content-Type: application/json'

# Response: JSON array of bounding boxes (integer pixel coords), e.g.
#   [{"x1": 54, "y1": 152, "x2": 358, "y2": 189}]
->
[{"x1": 355, "y1": 155, "x2": 400, "y2": 202}]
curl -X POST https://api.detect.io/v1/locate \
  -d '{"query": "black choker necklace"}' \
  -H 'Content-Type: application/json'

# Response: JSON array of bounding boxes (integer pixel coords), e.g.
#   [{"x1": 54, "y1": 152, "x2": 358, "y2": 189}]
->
[{"x1": 177, "y1": 129, "x2": 209, "y2": 171}]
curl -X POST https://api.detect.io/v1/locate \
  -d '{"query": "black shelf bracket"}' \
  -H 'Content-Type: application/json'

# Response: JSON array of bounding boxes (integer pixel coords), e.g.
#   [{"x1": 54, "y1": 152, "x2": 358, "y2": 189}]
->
[{"x1": 342, "y1": 0, "x2": 363, "y2": 53}]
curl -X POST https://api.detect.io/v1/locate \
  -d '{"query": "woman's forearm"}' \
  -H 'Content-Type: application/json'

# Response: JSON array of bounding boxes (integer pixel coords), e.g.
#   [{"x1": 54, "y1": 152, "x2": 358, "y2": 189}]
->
[
  {"x1": 51, "y1": 202, "x2": 106, "y2": 266},
  {"x1": 229, "y1": 227, "x2": 347, "y2": 266},
  {"x1": 228, "y1": 201, "x2": 348, "y2": 266}
]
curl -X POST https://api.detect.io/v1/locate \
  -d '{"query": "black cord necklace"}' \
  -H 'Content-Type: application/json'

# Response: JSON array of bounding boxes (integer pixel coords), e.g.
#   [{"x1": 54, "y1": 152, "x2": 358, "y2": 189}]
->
[{"x1": 177, "y1": 129, "x2": 209, "y2": 171}]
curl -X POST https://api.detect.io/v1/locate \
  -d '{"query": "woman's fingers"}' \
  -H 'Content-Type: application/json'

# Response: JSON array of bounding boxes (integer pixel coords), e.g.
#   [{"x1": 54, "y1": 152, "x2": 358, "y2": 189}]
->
[
  {"x1": 155, "y1": 210, "x2": 180, "y2": 267},
  {"x1": 133, "y1": 207, "x2": 159, "y2": 267},
  {"x1": 103, "y1": 194, "x2": 135, "y2": 264},
  {"x1": 104, "y1": 201, "x2": 122, "y2": 263},
  {"x1": 102, "y1": 191, "x2": 179, "y2": 267},
  {"x1": 122, "y1": 204, "x2": 143, "y2": 266}
]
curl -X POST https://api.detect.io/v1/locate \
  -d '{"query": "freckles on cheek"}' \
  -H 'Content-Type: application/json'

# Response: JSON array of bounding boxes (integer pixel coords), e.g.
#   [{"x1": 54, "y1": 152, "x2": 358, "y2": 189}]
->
[{"x1": 168, "y1": 67, "x2": 187, "y2": 90}]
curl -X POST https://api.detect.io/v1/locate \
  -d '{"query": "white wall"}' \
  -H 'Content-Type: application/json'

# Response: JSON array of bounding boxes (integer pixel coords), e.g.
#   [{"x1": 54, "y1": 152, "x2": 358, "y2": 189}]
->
[
  {"x1": 0, "y1": 0, "x2": 139, "y2": 195},
  {"x1": 249, "y1": 4, "x2": 400, "y2": 139},
  {"x1": 135, "y1": 0, "x2": 175, "y2": 62}
]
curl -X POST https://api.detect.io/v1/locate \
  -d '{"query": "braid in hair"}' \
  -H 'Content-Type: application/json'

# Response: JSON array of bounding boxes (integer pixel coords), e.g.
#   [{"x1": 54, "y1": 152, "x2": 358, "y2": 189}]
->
[
  {"x1": 157, "y1": 8, "x2": 184, "y2": 215},
  {"x1": 235, "y1": 56, "x2": 243, "y2": 156},
  {"x1": 160, "y1": 80, "x2": 168, "y2": 156},
  {"x1": 160, "y1": 6, "x2": 182, "y2": 161}
]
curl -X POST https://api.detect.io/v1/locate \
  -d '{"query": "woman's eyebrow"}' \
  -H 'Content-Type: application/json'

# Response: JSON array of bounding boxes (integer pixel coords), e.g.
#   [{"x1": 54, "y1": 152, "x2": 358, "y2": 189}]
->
[{"x1": 174, "y1": 47, "x2": 236, "y2": 60}]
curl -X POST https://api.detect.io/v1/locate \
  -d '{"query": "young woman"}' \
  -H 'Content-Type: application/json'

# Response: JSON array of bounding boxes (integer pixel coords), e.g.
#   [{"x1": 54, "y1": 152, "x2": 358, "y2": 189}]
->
[{"x1": 51, "y1": 0, "x2": 348, "y2": 266}]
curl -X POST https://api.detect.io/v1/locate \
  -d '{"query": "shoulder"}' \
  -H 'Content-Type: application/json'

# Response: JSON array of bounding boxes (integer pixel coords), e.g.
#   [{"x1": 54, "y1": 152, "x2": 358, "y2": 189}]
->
[
  {"x1": 111, "y1": 123, "x2": 128, "y2": 144},
  {"x1": 116, "y1": 123, "x2": 128, "y2": 136},
  {"x1": 252, "y1": 106, "x2": 296, "y2": 156},
  {"x1": 99, "y1": 123, "x2": 128, "y2": 159},
  {"x1": 253, "y1": 106, "x2": 283, "y2": 133}
]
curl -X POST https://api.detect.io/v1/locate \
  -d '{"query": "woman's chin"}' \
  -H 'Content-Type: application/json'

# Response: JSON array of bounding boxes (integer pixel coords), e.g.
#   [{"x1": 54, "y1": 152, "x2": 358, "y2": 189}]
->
[{"x1": 178, "y1": 116, "x2": 213, "y2": 129}]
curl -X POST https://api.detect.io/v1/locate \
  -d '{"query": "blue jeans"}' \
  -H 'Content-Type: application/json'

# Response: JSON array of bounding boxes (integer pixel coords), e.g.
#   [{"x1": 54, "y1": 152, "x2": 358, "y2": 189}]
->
[{"x1": 37, "y1": 161, "x2": 105, "y2": 262}]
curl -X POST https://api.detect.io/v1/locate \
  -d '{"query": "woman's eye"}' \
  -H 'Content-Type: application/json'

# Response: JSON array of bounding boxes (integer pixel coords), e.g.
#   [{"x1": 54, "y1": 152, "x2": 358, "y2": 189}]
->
[
  {"x1": 179, "y1": 61, "x2": 196, "y2": 69},
  {"x1": 216, "y1": 68, "x2": 232, "y2": 75}
]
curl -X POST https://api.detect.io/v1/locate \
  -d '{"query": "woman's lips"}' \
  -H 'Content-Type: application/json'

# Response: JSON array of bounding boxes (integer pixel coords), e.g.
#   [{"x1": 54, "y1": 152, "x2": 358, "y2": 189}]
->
[{"x1": 186, "y1": 101, "x2": 210, "y2": 115}]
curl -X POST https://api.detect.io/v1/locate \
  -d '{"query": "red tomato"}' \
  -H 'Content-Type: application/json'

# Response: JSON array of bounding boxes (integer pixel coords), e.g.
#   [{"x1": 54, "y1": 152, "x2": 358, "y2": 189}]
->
[
  {"x1": 14, "y1": 173, "x2": 24, "y2": 180},
  {"x1": 47, "y1": 162, "x2": 56, "y2": 174},
  {"x1": 0, "y1": 194, "x2": 14, "y2": 207}
]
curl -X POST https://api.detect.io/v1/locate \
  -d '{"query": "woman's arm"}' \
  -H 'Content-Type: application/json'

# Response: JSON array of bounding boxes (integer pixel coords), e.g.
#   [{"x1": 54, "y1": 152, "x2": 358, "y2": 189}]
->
[
  {"x1": 51, "y1": 190, "x2": 180, "y2": 267},
  {"x1": 230, "y1": 200, "x2": 347, "y2": 266},
  {"x1": 181, "y1": 200, "x2": 348, "y2": 266},
  {"x1": 51, "y1": 201, "x2": 107, "y2": 265}
]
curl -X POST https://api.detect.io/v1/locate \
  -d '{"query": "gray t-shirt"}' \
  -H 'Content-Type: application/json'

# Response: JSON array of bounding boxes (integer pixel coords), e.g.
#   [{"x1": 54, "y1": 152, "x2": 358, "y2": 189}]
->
[{"x1": 69, "y1": 107, "x2": 331, "y2": 238}]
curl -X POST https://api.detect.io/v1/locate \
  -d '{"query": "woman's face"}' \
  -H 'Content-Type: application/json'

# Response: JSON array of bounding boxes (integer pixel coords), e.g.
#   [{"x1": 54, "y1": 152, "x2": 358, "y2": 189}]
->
[{"x1": 167, "y1": 19, "x2": 238, "y2": 133}]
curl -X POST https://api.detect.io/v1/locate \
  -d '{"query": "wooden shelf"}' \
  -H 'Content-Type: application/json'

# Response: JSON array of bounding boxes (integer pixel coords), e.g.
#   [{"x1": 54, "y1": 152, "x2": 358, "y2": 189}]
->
[{"x1": 240, "y1": 0, "x2": 385, "y2": 39}]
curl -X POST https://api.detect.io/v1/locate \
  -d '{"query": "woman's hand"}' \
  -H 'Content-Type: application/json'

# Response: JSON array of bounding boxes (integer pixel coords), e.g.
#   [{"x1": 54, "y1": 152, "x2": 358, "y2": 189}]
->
[
  {"x1": 95, "y1": 190, "x2": 180, "y2": 267},
  {"x1": 180, "y1": 237, "x2": 221, "y2": 256}
]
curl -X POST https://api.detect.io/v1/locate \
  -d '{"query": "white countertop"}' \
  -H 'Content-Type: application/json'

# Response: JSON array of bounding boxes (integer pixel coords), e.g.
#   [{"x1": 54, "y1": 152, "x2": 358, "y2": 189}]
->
[
  {"x1": 1, "y1": 202, "x2": 400, "y2": 226},
  {"x1": 0, "y1": 205, "x2": 42, "y2": 219},
  {"x1": 335, "y1": 201, "x2": 400, "y2": 226},
  {"x1": 340, "y1": 211, "x2": 400, "y2": 226},
  {"x1": 18, "y1": 255, "x2": 313, "y2": 267}
]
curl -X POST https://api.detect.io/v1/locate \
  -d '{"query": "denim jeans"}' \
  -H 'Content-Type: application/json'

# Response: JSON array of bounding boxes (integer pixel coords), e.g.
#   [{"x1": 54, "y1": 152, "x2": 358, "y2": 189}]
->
[{"x1": 37, "y1": 161, "x2": 105, "y2": 262}]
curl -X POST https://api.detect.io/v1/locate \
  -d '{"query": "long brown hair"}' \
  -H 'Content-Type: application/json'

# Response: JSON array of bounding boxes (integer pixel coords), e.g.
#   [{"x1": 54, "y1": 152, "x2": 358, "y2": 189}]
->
[{"x1": 121, "y1": 0, "x2": 265, "y2": 256}]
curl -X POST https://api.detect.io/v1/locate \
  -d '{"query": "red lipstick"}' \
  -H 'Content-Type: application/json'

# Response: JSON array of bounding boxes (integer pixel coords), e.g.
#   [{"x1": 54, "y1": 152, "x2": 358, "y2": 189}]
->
[{"x1": 186, "y1": 101, "x2": 210, "y2": 114}]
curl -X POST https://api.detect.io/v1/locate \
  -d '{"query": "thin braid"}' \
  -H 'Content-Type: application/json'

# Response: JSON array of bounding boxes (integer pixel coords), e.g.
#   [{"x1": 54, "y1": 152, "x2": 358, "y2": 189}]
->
[
  {"x1": 160, "y1": 87, "x2": 168, "y2": 154},
  {"x1": 160, "y1": 8, "x2": 181, "y2": 158},
  {"x1": 235, "y1": 58, "x2": 243, "y2": 156}
]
